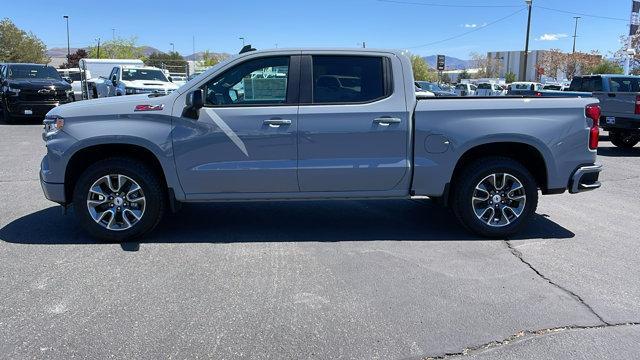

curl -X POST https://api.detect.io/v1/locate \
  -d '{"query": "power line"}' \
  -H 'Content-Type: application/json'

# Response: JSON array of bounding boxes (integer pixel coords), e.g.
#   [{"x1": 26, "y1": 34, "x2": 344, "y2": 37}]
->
[
  {"x1": 377, "y1": 0, "x2": 628, "y2": 22},
  {"x1": 535, "y1": 6, "x2": 627, "y2": 22},
  {"x1": 405, "y1": 7, "x2": 526, "y2": 49},
  {"x1": 377, "y1": 0, "x2": 521, "y2": 8}
]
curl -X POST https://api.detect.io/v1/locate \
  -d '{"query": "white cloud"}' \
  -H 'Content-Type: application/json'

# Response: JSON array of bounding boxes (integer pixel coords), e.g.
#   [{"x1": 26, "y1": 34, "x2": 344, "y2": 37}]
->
[
  {"x1": 462, "y1": 23, "x2": 487, "y2": 28},
  {"x1": 537, "y1": 33, "x2": 569, "y2": 41}
]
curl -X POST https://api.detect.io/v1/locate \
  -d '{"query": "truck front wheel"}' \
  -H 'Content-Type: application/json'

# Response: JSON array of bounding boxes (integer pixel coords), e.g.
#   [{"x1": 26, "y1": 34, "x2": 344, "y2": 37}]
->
[
  {"x1": 452, "y1": 157, "x2": 538, "y2": 238},
  {"x1": 609, "y1": 130, "x2": 639, "y2": 149},
  {"x1": 72, "y1": 158, "x2": 166, "y2": 242}
]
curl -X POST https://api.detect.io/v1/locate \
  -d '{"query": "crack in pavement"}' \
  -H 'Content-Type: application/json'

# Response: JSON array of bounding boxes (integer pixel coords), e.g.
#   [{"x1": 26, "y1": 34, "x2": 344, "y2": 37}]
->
[
  {"x1": 503, "y1": 240, "x2": 608, "y2": 325},
  {"x1": 422, "y1": 322, "x2": 640, "y2": 359},
  {"x1": 419, "y1": 239, "x2": 633, "y2": 359}
]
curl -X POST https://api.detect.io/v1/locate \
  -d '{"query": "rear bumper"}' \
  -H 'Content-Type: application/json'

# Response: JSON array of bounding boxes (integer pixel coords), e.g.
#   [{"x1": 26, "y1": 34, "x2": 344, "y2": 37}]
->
[
  {"x1": 569, "y1": 164, "x2": 602, "y2": 194},
  {"x1": 601, "y1": 116, "x2": 640, "y2": 132}
]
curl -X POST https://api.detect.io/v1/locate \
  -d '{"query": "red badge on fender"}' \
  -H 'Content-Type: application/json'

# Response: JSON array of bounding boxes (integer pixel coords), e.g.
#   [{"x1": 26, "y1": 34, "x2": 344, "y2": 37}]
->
[{"x1": 134, "y1": 104, "x2": 164, "y2": 112}]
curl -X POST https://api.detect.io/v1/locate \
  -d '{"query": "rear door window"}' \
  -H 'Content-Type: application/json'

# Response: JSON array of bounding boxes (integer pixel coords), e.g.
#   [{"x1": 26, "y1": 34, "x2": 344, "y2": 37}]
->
[
  {"x1": 609, "y1": 77, "x2": 640, "y2": 92},
  {"x1": 312, "y1": 56, "x2": 386, "y2": 104}
]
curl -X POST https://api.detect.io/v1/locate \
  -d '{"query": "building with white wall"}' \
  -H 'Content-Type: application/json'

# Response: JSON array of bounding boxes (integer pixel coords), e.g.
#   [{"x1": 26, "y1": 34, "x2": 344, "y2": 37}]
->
[{"x1": 487, "y1": 50, "x2": 546, "y2": 82}]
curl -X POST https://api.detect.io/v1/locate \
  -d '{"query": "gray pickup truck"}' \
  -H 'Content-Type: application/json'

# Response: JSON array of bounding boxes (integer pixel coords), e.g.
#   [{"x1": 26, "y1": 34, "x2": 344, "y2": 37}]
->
[
  {"x1": 569, "y1": 74, "x2": 640, "y2": 148},
  {"x1": 40, "y1": 49, "x2": 602, "y2": 241}
]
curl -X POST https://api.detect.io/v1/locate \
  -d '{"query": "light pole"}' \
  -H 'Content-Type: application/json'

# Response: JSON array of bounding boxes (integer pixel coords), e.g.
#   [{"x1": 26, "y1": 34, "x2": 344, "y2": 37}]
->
[
  {"x1": 112, "y1": 28, "x2": 116, "y2": 39},
  {"x1": 170, "y1": 42, "x2": 175, "y2": 52},
  {"x1": 572, "y1": 17, "x2": 581, "y2": 53},
  {"x1": 522, "y1": 0, "x2": 533, "y2": 81},
  {"x1": 95, "y1": 37, "x2": 101, "y2": 58},
  {"x1": 239, "y1": 37, "x2": 245, "y2": 47},
  {"x1": 63, "y1": 16, "x2": 70, "y2": 63}
]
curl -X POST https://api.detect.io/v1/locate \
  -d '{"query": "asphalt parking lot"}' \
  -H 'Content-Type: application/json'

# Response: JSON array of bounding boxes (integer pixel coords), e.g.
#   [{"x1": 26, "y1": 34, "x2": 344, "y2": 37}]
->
[{"x1": 0, "y1": 120, "x2": 639, "y2": 359}]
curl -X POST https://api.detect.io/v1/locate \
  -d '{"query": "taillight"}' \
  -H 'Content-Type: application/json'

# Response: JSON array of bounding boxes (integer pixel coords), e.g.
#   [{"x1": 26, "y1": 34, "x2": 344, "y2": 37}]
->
[
  {"x1": 535, "y1": 92, "x2": 543, "y2": 97},
  {"x1": 635, "y1": 95, "x2": 640, "y2": 115},
  {"x1": 585, "y1": 104, "x2": 600, "y2": 150}
]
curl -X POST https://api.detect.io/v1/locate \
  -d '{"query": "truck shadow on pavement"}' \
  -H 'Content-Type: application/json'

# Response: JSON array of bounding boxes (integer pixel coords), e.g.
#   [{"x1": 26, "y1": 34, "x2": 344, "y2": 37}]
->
[{"x1": 0, "y1": 200, "x2": 574, "y2": 250}]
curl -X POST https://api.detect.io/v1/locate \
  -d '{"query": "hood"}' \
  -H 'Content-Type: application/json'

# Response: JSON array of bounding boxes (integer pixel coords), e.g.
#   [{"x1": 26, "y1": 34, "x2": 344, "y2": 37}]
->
[
  {"x1": 121, "y1": 79, "x2": 179, "y2": 90},
  {"x1": 47, "y1": 93, "x2": 175, "y2": 118},
  {"x1": 8, "y1": 78, "x2": 71, "y2": 91}
]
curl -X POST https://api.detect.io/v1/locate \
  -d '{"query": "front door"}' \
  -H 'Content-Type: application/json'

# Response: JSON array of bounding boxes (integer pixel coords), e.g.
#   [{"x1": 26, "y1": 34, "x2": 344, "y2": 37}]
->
[
  {"x1": 297, "y1": 54, "x2": 409, "y2": 192},
  {"x1": 172, "y1": 55, "x2": 300, "y2": 196}
]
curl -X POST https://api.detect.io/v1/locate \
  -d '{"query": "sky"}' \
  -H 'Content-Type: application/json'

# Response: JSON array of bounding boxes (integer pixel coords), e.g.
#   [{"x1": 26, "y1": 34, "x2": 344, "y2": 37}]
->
[{"x1": 4, "y1": 0, "x2": 633, "y2": 59}]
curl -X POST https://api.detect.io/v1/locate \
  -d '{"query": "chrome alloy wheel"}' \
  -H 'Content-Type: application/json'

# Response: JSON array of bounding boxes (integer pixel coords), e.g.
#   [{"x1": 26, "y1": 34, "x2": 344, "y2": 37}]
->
[
  {"x1": 86, "y1": 174, "x2": 146, "y2": 231},
  {"x1": 472, "y1": 173, "x2": 526, "y2": 227}
]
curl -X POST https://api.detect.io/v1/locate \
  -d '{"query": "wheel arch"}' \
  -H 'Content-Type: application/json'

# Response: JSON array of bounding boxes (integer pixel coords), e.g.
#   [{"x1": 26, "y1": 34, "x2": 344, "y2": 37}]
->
[
  {"x1": 64, "y1": 141, "x2": 175, "y2": 204},
  {"x1": 448, "y1": 141, "x2": 550, "y2": 203}
]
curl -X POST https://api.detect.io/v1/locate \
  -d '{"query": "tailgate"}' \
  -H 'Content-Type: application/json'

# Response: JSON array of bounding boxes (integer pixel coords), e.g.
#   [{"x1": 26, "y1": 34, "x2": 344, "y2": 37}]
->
[{"x1": 595, "y1": 91, "x2": 640, "y2": 118}]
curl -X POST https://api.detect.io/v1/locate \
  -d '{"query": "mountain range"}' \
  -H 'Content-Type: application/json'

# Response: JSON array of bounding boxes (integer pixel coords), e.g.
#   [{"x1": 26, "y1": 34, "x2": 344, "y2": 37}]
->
[{"x1": 423, "y1": 55, "x2": 471, "y2": 70}]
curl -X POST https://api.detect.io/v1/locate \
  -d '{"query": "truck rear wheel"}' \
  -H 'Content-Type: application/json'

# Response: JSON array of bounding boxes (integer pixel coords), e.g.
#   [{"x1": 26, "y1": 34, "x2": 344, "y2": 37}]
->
[
  {"x1": 72, "y1": 158, "x2": 165, "y2": 242},
  {"x1": 609, "y1": 130, "x2": 639, "y2": 149},
  {"x1": 452, "y1": 157, "x2": 538, "y2": 238}
]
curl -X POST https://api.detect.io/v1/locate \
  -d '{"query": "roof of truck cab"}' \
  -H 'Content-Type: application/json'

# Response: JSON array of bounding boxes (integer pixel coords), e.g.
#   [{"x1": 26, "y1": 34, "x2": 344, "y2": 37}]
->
[{"x1": 238, "y1": 48, "x2": 405, "y2": 55}]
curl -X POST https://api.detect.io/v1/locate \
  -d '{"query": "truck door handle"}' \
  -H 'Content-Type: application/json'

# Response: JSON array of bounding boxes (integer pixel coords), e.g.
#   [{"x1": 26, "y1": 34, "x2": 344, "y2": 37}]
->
[
  {"x1": 263, "y1": 119, "x2": 292, "y2": 127},
  {"x1": 373, "y1": 117, "x2": 402, "y2": 126}
]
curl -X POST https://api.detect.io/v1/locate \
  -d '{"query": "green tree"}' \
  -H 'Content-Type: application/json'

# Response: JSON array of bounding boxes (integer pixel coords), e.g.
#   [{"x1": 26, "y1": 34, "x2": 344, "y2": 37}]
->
[
  {"x1": 0, "y1": 18, "x2": 49, "y2": 63},
  {"x1": 88, "y1": 37, "x2": 143, "y2": 59},
  {"x1": 587, "y1": 60, "x2": 623, "y2": 75},
  {"x1": 410, "y1": 54, "x2": 438, "y2": 81},
  {"x1": 145, "y1": 51, "x2": 187, "y2": 70},
  {"x1": 458, "y1": 69, "x2": 471, "y2": 81},
  {"x1": 201, "y1": 50, "x2": 229, "y2": 67},
  {"x1": 60, "y1": 49, "x2": 88, "y2": 68},
  {"x1": 505, "y1": 71, "x2": 516, "y2": 83}
]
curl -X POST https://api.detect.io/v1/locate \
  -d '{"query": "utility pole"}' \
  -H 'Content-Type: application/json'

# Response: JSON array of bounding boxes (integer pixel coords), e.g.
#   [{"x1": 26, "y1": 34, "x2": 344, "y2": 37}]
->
[
  {"x1": 170, "y1": 42, "x2": 175, "y2": 52},
  {"x1": 572, "y1": 17, "x2": 581, "y2": 53},
  {"x1": 625, "y1": 0, "x2": 640, "y2": 75},
  {"x1": 96, "y1": 37, "x2": 101, "y2": 58},
  {"x1": 521, "y1": 0, "x2": 533, "y2": 81},
  {"x1": 112, "y1": 28, "x2": 116, "y2": 39},
  {"x1": 63, "y1": 16, "x2": 70, "y2": 63}
]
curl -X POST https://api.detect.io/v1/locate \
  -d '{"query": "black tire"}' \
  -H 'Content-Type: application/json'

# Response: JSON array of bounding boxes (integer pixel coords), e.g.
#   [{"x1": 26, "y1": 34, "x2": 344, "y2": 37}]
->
[
  {"x1": 2, "y1": 104, "x2": 13, "y2": 124},
  {"x1": 452, "y1": 157, "x2": 538, "y2": 238},
  {"x1": 72, "y1": 157, "x2": 166, "y2": 242},
  {"x1": 609, "y1": 130, "x2": 639, "y2": 149}
]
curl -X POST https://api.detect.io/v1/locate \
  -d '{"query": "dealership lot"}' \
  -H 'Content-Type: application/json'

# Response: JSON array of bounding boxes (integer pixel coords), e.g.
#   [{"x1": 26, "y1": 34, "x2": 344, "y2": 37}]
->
[{"x1": 0, "y1": 121, "x2": 639, "y2": 359}]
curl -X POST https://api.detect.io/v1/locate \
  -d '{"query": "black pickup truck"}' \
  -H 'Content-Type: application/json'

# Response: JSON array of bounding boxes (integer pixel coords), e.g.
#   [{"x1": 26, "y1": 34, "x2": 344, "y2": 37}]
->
[{"x1": 0, "y1": 63, "x2": 73, "y2": 123}]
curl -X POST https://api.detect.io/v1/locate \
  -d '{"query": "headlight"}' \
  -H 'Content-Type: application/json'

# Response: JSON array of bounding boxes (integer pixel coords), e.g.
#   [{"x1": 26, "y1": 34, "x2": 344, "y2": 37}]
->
[
  {"x1": 7, "y1": 86, "x2": 20, "y2": 95},
  {"x1": 43, "y1": 115, "x2": 64, "y2": 136}
]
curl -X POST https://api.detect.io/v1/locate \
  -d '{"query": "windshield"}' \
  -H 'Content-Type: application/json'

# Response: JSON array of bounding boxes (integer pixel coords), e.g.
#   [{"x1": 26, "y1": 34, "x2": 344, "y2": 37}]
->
[
  {"x1": 8, "y1": 65, "x2": 62, "y2": 80},
  {"x1": 417, "y1": 82, "x2": 441, "y2": 92},
  {"x1": 122, "y1": 69, "x2": 168, "y2": 82}
]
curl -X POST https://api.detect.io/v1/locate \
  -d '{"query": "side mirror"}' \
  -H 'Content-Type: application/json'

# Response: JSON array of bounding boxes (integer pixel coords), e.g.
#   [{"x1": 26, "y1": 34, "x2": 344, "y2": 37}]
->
[
  {"x1": 111, "y1": 75, "x2": 117, "y2": 86},
  {"x1": 168, "y1": 76, "x2": 173, "y2": 83},
  {"x1": 183, "y1": 89, "x2": 204, "y2": 119},
  {"x1": 63, "y1": 77, "x2": 73, "y2": 84}
]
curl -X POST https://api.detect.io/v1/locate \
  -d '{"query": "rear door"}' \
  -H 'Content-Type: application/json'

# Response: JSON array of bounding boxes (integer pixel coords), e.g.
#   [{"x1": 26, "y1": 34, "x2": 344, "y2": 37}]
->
[{"x1": 297, "y1": 53, "x2": 410, "y2": 192}]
